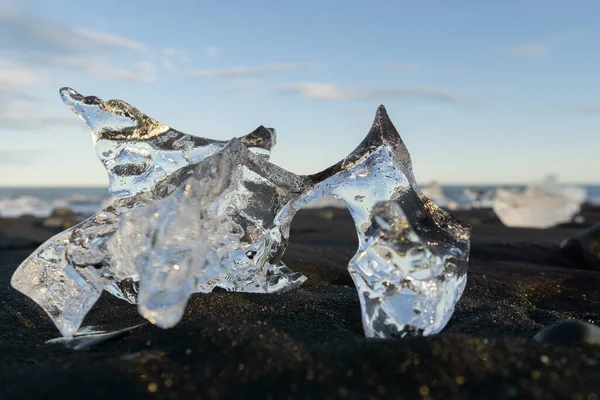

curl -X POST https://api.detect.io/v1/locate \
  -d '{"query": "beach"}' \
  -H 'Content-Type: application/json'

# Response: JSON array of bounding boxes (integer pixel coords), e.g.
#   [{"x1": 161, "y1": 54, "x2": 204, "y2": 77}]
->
[{"x1": 1, "y1": 205, "x2": 599, "y2": 399}]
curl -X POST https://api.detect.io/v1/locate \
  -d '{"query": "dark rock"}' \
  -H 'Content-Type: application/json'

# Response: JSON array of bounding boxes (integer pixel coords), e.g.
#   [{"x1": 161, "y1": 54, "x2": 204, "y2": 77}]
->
[
  {"x1": 561, "y1": 223, "x2": 600, "y2": 271},
  {"x1": 42, "y1": 217, "x2": 64, "y2": 229},
  {"x1": 534, "y1": 321, "x2": 600, "y2": 346},
  {"x1": 0, "y1": 217, "x2": 58, "y2": 250},
  {"x1": 50, "y1": 207, "x2": 75, "y2": 217}
]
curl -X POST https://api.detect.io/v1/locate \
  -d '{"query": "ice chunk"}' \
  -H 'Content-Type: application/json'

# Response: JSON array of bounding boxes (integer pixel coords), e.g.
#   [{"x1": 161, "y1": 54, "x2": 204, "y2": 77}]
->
[
  {"x1": 11, "y1": 200, "x2": 141, "y2": 336},
  {"x1": 493, "y1": 185, "x2": 581, "y2": 228},
  {"x1": 10, "y1": 89, "x2": 285, "y2": 337},
  {"x1": 10, "y1": 153, "x2": 307, "y2": 336},
  {"x1": 11, "y1": 241, "x2": 102, "y2": 337},
  {"x1": 12, "y1": 91, "x2": 471, "y2": 340},
  {"x1": 60, "y1": 87, "x2": 276, "y2": 198},
  {"x1": 292, "y1": 108, "x2": 470, "y2": 338},
  {"x1": 106, "y1": 106, "x2": 470, "y2": 337},
  {"x1": 540, "y1": 175, "x2": 587, "y2": 205},
  {"x1": 463, "y1": 187, "x2": 494, "y2": 209},
  {"x1": 108, "y1": 150, "x2": 304, "y2": 327}
]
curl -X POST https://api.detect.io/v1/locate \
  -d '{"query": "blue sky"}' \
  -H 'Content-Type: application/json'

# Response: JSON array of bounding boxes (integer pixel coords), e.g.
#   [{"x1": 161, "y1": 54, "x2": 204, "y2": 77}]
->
[{"x1": 0, "y1": 0, "x2": 598, "y2": 186}]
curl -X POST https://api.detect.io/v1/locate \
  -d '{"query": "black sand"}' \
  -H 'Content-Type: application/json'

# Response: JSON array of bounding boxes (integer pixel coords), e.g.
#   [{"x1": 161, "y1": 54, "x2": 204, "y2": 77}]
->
[{"x1": 1, "y1": 207, "x2": 600, "y2": 399}]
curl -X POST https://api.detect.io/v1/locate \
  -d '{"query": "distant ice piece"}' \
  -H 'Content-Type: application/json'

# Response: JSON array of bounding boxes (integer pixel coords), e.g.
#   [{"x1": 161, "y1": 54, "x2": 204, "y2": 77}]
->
[
  {"x1": 0, "y1": 196, "x2": 56, "y2": 218},
  {"x1": 463, "y1": 187, "x2": 494, "y2": 209},
  {"x1": 420, "y1": 181, "x2": 459, "y2": 210},
  {"x1": 492, "y1": 184, "x2": 582, "y2": 228},
  {"x1": 540, "y1": 174, "x2": 587, "y2": 205},
  {"x1": 11, "y1": 90, "x2": 471, "y2": 340},
  {"x1": 299, "y1": 196, "x2": 346, "y2": 209}
]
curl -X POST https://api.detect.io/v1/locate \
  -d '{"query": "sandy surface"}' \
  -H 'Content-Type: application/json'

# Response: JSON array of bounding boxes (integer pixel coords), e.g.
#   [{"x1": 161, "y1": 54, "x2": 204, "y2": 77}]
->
[{"x1": 1, "y1": 207, "x2": 599, "y2": 399}]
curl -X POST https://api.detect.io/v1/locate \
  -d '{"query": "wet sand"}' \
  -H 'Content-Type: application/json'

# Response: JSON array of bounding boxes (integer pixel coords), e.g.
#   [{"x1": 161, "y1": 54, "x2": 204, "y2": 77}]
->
[{"x1": 0, "y1": 206, "x2": 599, "y2": 399}]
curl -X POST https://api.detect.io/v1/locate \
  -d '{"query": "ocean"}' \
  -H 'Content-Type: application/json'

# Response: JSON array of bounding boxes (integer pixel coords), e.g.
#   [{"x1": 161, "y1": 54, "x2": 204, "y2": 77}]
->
[
  {"x1": 0, "y1": 185, "x2": 599, "y2": 218},
  {"x1": 0, "y1": 187, "x2": 111, "y2": 218}
]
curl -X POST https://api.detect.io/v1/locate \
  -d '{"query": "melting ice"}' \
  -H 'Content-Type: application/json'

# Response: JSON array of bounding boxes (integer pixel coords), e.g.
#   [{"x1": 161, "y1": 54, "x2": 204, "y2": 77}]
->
[{"x1": 11, "y1": 88, "x2": 471, "y2": 340}]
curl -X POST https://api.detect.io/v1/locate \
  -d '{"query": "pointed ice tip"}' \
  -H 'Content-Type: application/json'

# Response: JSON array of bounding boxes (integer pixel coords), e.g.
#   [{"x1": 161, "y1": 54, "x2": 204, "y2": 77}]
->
[
  {"x1": 240, "y1": 125, "x2": 277, "y2": 151},
  {"x1": 59, "y1": 87, "x2": 82, "y2": 105},
  {"x1": 375, "y1": 105, "x2": 391, "y2": 122},
  {"x1": 59, "y1": 87, "x2": 102, "y2": 109},
  {"x1": 363, "y1": 103, "x2": 405, "y2": 152}
]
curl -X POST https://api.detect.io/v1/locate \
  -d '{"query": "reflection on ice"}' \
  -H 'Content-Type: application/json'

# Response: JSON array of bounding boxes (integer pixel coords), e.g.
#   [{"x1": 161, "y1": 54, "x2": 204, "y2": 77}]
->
[{"x1": 46, "y1": 323, "x2": 146, "y2": 350}]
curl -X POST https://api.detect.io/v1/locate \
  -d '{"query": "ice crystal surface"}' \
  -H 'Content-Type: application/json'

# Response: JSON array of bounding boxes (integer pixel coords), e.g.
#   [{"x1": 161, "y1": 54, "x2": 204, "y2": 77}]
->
[
  {"x1": 60, "y1": 88, "x2": 276, "y2": 198},
  {"x1": 11, "y1": 88, "x2": 471, "y2": 339},
  {"x1": 10, "y1": 88, "x2": 295, "y2": 337}
]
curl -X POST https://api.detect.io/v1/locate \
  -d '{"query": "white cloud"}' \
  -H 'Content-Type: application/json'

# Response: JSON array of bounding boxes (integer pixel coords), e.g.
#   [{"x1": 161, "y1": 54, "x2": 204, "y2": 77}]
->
[
  {"x1": 89, "y1": 60, "x2": 156, "y2": 83},
  {"x1": 205, "y1": 45, "x2": 222, "y2": 58},
  {"x1": 0, "y1": 96, "x2": 79, "y2": 130},
  {"x1": 72, "y1": 28, "x2": 147, "y2": 52},
  {"x1": 0, "y1": 60, "x2": 43, "y2": 87},
  {"x1": 0, "y1": 9, "x2": 147, "y2": 54},
  {"x1": 0, "y1": 8, "x2": 158, "y2": 86},
  {"x1": 0, "y1": 8, "x2": 157, "y2": 131},
  {"x1": 187, "y1": 63, "x2": 311, "y2": 79},
  {"x1": 60, "y1": 58, "x2": 157, "y2": 83},
  {"x1": 279, "y1": 82, "x2": 348, "y2": 100},
  {"x1": 278, "y1": 82, "x2": 482, "y2": 107},
  {"x1": 502, "y1": 42, "x2": 549, "y2": 58}
]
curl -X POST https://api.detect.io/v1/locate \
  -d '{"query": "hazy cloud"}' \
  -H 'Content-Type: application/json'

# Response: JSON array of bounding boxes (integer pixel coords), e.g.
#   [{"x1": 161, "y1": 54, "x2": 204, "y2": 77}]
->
[
  {"x1": 278, "y1": 82, "x2": 482, "y2": 107},
  {"x1": 0, "y1": 10, "x2": 146, "y2": 54},
  {"x1": 0, "y1": 104, "x2": 80, "y2": 130},
  {"x1": 0, "y1": 7, "x2": 154, "y2": 85},
  {"x1": 386, "y1": 62, "x2": 423, "y2": 71},
  {"x1": 385, "y1": 63, "x2": 461, "y2": 75},
  {"x1": 218, "y1": 79, "x2": 270, "y2": 96},
  {"x1": 205, "y1": 45, "x2": 223, "y2": 58},
  {"x1": 162, "y1": 48, "x2": 190, "y2": 72},
  {"x1": 0, "y1": 7, "x2": 156, "y2": 131},
  {"x1": 572, "y1": 105, "x2": 600, "y2": 114},
  {"x1": 0, "y1": 61, "x2": 45, "y2": 109},
  {"x1": 0, "y1": 61, "x2": 42, "y2": 86},
  {"x1": 163, "y1": 48, "x2": 189, "y2": 62},
  {"x1": 59, "y1": 58, "x2": 157, "y2": 83},
  {"x1": 0, "y1": 150, "x2": 41, "y2": 164},
  {"x1": 187, "y1": 63, "x2": 312, "y2": 79},
  {"x1": 502, "y1": 42, "x2": 549, "y2": 58}
]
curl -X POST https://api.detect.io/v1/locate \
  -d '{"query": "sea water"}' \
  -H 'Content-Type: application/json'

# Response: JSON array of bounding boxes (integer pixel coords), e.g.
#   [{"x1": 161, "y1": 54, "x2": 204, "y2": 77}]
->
[{"x1": 0, "y1": 187, "x2": 112, "y2": 218}]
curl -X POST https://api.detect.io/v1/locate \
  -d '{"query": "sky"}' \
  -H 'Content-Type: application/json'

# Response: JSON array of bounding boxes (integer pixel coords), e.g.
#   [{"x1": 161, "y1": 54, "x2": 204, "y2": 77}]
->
[{"x1": 0, "y1": 0, "x2": 598, "y2": 187}]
